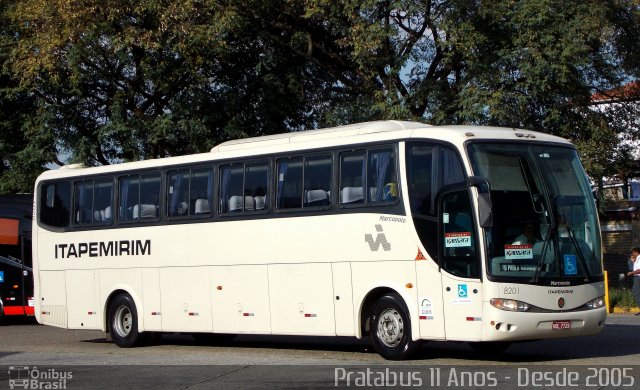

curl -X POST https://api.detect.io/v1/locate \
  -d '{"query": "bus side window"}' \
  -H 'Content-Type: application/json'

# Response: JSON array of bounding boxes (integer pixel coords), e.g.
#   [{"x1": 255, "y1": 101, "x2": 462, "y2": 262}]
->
[
  {"x1": 190, "y1": 168, "x2": 213, "y2": 215},
  {"x1": 138, "y1": 174, "x2": 160, "y2": 219},
  {"x1": 74, "y1": 179, "x2": 113, "y2": 224},
  {"x1": 367, "y1": 149, "x2": 397, "y2": 203},
  {"x1": 40, "y1": 182, "x2": 71, "y2": 228},
  {"x1": 94, "y1": 180, "x2": 113, "y2": 222},
  {"x1": 407, "y1": 144, "x2": 438, "y2": 260},
  {"x1": 220, "y1": 164, "x2": 245, "y2": 213},
  {"x1": 119, "y1": 176, "x2": 138, "y2": 221},
  {"x1": 277, "y1": 158, "x2": 303, "y2": 209},
  {"x1": 74, "y1": 181, "x2": 93, "y2": 224},
  {"x1": 339, "y1": 151, "x2": 365, "y2": 204},
  {"x1": 245, "y1": 163, "x2": 269, "y2": 211},
  {"x1": 168, "y1": 168, "x2": 213, "y2": 217},
  {"x1": 303, "y1": 155, "x2": 332, "y2": 207},
  {"x1": 408, "y1": 145, "x2": 436, "y2": 215},
  {"x1": 119, "y1": 173, "x2": 160, "y2": 221},
  {"x1": 441, "y1": 190, "x2": 479, "y2": 278},
  {"x1": 408, "y1": 143, "x2": 466, "y2": 262},
  {"x1": 167, "y1": 170, "x2": 189, "y2": 217}
]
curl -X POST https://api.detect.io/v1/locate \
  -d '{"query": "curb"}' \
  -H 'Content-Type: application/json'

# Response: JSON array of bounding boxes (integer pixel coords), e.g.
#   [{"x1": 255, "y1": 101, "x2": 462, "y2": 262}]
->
[{"x1": 611, "y1": 307, "x2": 640, "y2": 314}]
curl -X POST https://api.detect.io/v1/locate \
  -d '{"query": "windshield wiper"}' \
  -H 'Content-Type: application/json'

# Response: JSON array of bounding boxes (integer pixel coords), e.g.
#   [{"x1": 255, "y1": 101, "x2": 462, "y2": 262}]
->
[
  {"x1": 519, "y1": 157, "x2": 544, "y2": 214},
  {"x1": 565, "y1": 225, "x2": 592, "y2": 281},
  {"x1": 530, "y1": 224, "x2": 555, "y2": 284}
]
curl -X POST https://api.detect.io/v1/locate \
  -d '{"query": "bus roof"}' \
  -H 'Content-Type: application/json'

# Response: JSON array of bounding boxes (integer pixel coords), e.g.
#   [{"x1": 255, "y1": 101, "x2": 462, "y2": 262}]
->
[
  {"x1": 211, "y1": 121, "x2": 570, "y2": 153},
  {"x1": 210, "y1": 120, "x2": 428, "y2": 152},
  {"x1": 36, "y1": 120, "x2": 572, "y2": 181}
]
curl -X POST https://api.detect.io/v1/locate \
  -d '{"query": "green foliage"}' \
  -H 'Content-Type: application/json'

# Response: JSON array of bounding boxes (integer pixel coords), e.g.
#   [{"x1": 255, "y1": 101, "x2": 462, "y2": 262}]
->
[
  {"x1": 0, "y1": 0, "x2": 638, "y2": 193},
  {"x1": 4, "y1": 0, "x2": 327, "y2": 169},
  {"x1": 609, "y1": 288, "x2": 637, "y2": 309},
  {"x1": 0, "y1": 0, "x2": 57, "y2": 193}
]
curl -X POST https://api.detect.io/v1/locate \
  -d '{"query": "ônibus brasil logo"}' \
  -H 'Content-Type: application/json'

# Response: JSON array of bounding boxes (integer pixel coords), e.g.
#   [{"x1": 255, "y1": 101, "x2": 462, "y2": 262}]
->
[{"x1": 8, "y1": 366, "x2": 72, "y2": 390}]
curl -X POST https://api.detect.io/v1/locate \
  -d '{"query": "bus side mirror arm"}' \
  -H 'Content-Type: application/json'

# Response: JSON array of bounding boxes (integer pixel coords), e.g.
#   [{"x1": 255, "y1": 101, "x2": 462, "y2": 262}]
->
[{"x1": 467, "y1": 176, "x2": 493, "y2": 228}]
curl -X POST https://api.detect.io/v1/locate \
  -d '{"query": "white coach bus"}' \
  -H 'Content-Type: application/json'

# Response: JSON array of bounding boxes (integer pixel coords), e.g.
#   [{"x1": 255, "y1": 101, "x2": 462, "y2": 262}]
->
[{"x1": 33, "y1": 120, "x2": 606, "y2": 360}]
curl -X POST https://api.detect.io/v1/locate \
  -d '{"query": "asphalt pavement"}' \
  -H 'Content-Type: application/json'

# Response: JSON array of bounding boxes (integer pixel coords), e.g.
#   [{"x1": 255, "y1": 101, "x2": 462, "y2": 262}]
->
[{"x1": 0, "y1": 314, "x2": 639, "y2": 389}]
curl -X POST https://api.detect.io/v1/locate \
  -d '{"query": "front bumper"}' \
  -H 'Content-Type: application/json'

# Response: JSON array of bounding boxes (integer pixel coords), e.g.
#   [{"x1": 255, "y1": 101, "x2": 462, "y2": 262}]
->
[{"x1": 481, "y1": 302, "x2": 607, "y2": 342}]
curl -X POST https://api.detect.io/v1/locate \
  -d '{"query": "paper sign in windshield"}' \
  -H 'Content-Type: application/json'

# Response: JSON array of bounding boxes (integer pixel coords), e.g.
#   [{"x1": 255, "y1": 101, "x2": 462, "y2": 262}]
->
[
  {"x1": 445, "y1": 232, "x2": 471, "y2": 248},
  {"x1": 504, "y1": 244, "x2": 533, "y2": 260}
]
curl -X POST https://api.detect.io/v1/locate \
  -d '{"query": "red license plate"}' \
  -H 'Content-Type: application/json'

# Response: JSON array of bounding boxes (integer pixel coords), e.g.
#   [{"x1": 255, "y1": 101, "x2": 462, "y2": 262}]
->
[{"x1": 552, "y1": 320, "x2": 571, "y2": 330}]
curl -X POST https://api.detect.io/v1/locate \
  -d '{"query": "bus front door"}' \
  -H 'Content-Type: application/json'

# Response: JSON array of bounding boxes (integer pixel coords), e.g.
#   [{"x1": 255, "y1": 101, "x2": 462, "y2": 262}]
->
[{"x1": 438, "y1": 188, "x2": 483, "y2": 341}]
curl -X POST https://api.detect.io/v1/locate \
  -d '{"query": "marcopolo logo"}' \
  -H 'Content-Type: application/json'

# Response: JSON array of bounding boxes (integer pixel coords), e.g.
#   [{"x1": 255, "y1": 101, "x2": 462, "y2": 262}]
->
[
  {"x1": 8, "y1": 366, "x2": 72, "y2": 389},
  {"x1": 365, "y1": 225, "x2": 391, "y2": 252}
]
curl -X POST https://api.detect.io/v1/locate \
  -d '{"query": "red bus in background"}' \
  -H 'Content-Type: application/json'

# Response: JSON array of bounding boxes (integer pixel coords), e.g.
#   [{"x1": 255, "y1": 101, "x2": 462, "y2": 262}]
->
[{"x1": 0, "y1": 194, "x2": 33, "y2": 322}]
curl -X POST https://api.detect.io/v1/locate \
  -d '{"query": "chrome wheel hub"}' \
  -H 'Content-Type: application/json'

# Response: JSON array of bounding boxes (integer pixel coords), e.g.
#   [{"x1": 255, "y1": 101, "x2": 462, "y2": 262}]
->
[
  {"x1": 376, "y1": 308, "x2": 404, "y2": 347},
  {"x1": 113, "y1": 305, "x2": 132, "y2": 337}
]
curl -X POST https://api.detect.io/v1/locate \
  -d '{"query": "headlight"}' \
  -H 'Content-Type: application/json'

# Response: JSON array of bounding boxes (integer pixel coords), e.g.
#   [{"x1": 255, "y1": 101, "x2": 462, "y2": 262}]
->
[
  {"x1": 586, "y1": 296, "x2": 605, "y2": 309},
  {"x1": 490, "y1": 298, "x2": 530, "y2": 312}
]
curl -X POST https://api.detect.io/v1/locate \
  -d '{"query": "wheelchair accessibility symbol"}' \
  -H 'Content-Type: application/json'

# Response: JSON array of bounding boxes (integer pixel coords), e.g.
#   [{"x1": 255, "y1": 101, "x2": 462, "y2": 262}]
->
[
  {"x1": 564, "y1": 254, "x2": 577, "y2": 276},
  {"x1": 457, "y1": 284, "x2": 468, "y2": 298}
]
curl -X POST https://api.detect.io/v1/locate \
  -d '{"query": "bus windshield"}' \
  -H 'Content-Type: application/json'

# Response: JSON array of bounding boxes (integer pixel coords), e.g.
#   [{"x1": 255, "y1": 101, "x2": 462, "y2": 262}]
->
[{"x1": 468, "y1": 143, "x2": 602, "y2": 284}]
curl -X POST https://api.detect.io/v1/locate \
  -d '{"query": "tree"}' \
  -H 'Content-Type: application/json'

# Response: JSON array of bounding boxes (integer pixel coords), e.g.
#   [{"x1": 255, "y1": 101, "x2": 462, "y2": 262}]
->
[
  {"x1": 237, "y1": 0, "x2": 639, "y2": 180},
  {"x1": 1, "y1": 0, "x2": 639, "y2": 189},
  {"x1": 588, "y1": 82, "x2": 640, "y2": 187},
  {"x1": 6, "y1": 0, "x2": 330, "y2": 167},
  {"x1": 0, "y1": 0, "x2": 57, "y2": 193}
]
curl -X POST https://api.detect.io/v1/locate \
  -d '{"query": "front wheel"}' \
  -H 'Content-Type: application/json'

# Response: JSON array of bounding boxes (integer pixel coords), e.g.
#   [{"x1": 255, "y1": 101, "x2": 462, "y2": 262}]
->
[
  {"x1": 370, "y1": 293, "x2": 420, "y2": 360},
  {"x1": 108, "y1": 293, "x2": 141, "y2": 347}
]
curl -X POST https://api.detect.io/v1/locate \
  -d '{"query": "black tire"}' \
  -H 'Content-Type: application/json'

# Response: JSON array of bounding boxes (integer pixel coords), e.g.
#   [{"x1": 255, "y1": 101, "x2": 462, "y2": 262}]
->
[
  {"x1": 108, "y1": 294, "x2": 141, "y2": 348},
  {"x1": 468, "y1": 341, "x2": 511, "y2": 354},
  {"x1": 370, "y1": 293, "x2": 420, "y2": 360}
]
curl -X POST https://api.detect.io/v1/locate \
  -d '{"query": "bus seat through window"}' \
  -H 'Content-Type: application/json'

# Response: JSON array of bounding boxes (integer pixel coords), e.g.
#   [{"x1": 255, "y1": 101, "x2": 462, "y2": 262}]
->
[
  {"x1": 194, "y1": 199, "x2": 210, "y2": 214},
  {"x1": 254, "y1": 196, "x2": 265, "y2": 210},
  {"x1": 305, "y1": 189, "x2": 329, "y2": 206},
  {"x1": 244, "y1": 196, "x2": 255, "y2": 211},
  {"x1": 133, "y1": 204, "x2": 158, "y2": 219},
  {"x1": 176, "y1": 201, "x2": 188, "y2": 216},
  {"x1": 228, "y1": 196, "x2": 243, "y2": 212},
  {"x1": 341, "y1": 187, "x2": 363, "y2": 203}
]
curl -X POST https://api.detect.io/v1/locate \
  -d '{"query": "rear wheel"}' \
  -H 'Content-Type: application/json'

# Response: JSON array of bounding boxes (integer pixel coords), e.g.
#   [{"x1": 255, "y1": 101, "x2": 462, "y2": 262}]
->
[
  {"x1": 370, "y1": 293, "x2": 420, "y2": 360},
  {"x1": 108, "y1": 294, "x2": 141, "y2": 347}
]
